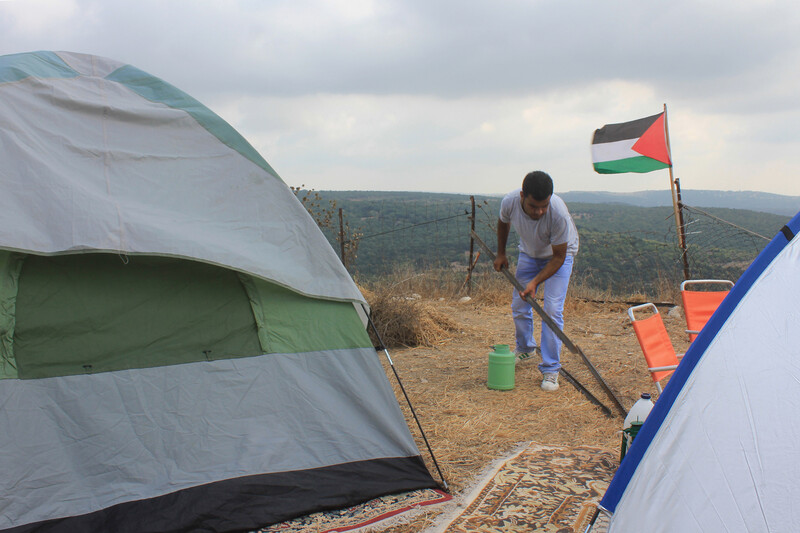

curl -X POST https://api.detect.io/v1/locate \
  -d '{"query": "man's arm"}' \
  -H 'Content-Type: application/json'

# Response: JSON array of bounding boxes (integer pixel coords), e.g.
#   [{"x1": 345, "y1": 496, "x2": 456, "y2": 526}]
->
[
  {"x1": 520, "y1": 243, "x2": 567, "y2": 298},
  {"x1": 493, "y1": 219, "x2": 510, "y2": 271}
]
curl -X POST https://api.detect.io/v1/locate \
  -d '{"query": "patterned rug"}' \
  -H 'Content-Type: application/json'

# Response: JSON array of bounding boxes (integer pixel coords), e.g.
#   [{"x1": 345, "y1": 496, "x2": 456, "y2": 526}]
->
[
  {"x1": 258, "y1": 488, "x2": 452, "y2": 533},
  {"x1": 430, "y1": 443, "x2": 618, "y2": 533}
]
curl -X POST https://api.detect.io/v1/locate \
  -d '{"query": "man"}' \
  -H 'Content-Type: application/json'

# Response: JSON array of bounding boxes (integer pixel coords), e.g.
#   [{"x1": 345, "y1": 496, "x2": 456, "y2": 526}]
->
[{"x1": 493, "y1": 171, "x2": 579, "y2": 391}]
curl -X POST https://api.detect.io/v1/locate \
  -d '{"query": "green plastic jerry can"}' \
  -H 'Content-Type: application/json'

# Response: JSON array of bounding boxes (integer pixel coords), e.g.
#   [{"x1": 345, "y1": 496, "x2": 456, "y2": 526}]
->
[{"x1": 487, "y1": 344, "x2": 515, "y2": 390}]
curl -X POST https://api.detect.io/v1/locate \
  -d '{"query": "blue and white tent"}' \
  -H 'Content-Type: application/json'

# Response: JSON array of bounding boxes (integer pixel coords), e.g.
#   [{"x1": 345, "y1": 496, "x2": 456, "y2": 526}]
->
[
  {"x1": 598, "y1": 211, "x2": 800, "y2": 531},
  {"x1": 0, "y1": 51, "x2": 438, "y2": 533}
]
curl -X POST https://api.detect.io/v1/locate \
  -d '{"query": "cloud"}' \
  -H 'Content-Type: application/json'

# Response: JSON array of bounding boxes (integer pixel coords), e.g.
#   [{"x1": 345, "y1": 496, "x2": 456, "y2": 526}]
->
[
  {"x1": 0, "y1": 0, "x2": 80, "y2": 35},
  {"x1": 6, "y1": 0, "x2": 797, "y2": 101},
  {"x1": 2, "y1": 0, "x2": 800, "y2": 195},
  {"x1": 207, "y1": 80, "x2": 675, "y2": 193}
]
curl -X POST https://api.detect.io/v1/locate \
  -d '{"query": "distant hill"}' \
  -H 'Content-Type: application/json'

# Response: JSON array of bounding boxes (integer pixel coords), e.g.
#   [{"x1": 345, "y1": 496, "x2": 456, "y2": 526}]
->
[
  {"x1": 559, "y1": 189, "x2": 799, "y2": 217},
  {"x1": 306, "y1": 189, "x2": 791, "y2": 296},
  {"x1": 319, "y1": 189, "x2": 798, "y2": 216}
]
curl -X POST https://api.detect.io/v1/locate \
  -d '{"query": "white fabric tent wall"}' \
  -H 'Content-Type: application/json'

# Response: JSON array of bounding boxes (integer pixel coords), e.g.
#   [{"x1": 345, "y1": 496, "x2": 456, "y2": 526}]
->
[{"x1": 600, "y1": 212, "x2": 800, "y2": 532}]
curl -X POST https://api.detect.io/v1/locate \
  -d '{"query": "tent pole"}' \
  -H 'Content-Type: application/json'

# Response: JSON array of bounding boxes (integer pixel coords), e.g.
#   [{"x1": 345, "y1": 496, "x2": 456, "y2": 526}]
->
[{"x1": 362, "y1": 304, "x2": 449, "y2": 492}]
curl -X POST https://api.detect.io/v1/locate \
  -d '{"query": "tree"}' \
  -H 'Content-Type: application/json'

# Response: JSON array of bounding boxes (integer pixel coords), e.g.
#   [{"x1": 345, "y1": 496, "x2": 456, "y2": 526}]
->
[{"x1": 290, "y1": 185, "x2": 361, "y2": 268}]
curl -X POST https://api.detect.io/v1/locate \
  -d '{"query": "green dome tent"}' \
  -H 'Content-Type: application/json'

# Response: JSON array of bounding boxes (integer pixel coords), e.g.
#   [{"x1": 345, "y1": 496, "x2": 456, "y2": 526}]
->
[{"x1": 0, "y1": 51, "x2": 438, "y2": 532}]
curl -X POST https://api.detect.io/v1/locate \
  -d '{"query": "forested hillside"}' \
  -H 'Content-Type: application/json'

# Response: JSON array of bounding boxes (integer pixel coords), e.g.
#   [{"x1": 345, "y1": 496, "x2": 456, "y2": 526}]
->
[{"x1": 306, "y1": 190, "x2": 791, "y2": 297}]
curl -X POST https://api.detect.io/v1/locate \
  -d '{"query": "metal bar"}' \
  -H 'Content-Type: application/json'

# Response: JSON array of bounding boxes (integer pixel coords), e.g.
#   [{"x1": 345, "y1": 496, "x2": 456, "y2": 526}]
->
[
  {"x1": 664, "y1": 103, "x2": 691, "y2": 280},
  {"x1": 559, "y1": 367, "x2": 612, "y2": 417},
  {"x1": 471, "y1": 229, "x2": 627, "y2": 417},
  {"x1": 362, "y1": 304, "x2": 449, "y2": 491},
  {"x1": 466, "y1": 195, "x2": 476, "y2": 294},
  {"x1": 338, "y1": 207, "x2": 346, "y2": 267}
]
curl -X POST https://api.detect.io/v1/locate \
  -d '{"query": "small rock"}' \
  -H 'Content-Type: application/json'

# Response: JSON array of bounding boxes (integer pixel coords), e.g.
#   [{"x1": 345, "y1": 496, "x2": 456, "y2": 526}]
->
[
  {"x1": 458, "y1": 296, "x2": 472, "y2": 304},
  {"x1": 667, "y1": 306, "x2": 682, "y2": 319}
]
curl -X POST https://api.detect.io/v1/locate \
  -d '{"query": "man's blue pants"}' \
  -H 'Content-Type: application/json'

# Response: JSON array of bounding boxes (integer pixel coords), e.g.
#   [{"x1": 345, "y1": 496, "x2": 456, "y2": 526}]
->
[{"x1": 511, "y1": 252, "x2": 574, "y2": 374}]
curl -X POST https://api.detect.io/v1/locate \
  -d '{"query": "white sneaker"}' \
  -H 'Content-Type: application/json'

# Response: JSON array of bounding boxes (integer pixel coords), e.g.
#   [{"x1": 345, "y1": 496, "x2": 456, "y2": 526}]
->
[{"x1": 541, "y1": 372, "x2": 559, "y2": 391}]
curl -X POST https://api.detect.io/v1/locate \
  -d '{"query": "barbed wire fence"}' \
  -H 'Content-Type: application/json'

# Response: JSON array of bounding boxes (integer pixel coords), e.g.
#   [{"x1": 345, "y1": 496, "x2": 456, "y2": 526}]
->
[
  {"x1": 341, "y1": 200, "x2": 475, "y2": 282},
  {"x1": 681, "y1": 205, "x2": 771, "y2": 280},
  {"x1": 321, "y1": 196, "x2": 775, "y2": 300}
]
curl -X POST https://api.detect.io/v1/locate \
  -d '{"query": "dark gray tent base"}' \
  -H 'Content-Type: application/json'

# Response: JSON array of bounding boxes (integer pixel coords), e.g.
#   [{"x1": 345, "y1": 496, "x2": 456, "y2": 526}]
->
[{"x1": 3, "y1": 456, "x2": 437, "y2": 533}]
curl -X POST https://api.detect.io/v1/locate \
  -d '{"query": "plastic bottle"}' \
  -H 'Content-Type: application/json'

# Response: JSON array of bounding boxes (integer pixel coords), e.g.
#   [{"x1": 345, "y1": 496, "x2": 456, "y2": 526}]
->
[
  {"x1": 620, "y1": 393, "x2": 654, "y2": 459},
  {"x1": 624, "y1": 393, "x2": 654, "y2": 429},
  {"x1": 487, "y1": 344, "x2": 515, "y2": 390}
]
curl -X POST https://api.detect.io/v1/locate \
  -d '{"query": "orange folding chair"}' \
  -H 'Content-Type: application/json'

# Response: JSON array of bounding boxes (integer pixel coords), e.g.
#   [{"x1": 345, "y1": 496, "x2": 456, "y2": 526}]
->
[
  {"x1": 628, "y1": 303, "x2": 683, "y2": 394},
  {"x1": 680, "y1": 279, "x2": 734, "y2": 342}
]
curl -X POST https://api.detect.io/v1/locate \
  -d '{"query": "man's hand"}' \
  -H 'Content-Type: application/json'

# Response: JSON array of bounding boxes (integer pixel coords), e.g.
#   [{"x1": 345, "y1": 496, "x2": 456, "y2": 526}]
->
[
  {"x1": 520, "y1": 243, "x2": 567, "y2": 299},
  {"x1": 521, "y1": 278, "x2": 539, "y2": 299},
  {"x1": 493, "y1": 253, "x2": 508, "y2": 272},
  {"x1": 495, "y1": 219, "x2": 510, "y2": 272}
]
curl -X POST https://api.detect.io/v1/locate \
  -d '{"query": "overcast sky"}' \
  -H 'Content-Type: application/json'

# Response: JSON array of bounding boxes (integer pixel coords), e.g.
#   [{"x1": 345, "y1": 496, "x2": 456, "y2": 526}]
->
[{"x1": 2, "y1": 0, "x2": 800, "y2": 196}]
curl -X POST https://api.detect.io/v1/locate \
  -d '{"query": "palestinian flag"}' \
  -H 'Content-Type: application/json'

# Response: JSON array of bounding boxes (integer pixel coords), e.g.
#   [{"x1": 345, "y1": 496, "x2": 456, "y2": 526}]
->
[{"x1": 592, "y1": 112, "x2": 672, "y2": 174}]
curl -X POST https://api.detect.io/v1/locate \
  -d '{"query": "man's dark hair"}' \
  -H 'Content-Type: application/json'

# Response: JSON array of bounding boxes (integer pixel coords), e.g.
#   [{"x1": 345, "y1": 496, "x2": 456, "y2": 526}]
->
[{"x1": 521, "y1": 171, "x2": 553, "y2": 201}]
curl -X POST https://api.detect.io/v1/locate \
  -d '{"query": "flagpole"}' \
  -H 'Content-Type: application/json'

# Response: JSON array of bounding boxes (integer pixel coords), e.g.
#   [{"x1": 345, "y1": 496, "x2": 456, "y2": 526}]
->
[{"x1": 664, "y1": 103, "x2": 691, "y2": 280}]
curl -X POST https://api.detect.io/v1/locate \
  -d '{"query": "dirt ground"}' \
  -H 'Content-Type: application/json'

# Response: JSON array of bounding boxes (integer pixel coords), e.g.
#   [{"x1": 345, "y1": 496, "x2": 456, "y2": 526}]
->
[{"x1": 378, "y1": 296, "x2": 691, "y2": 531}]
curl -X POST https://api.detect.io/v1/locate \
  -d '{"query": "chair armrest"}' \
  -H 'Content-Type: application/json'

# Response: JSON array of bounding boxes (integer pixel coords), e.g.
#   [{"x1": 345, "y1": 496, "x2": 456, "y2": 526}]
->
[
  {"x1": 649, "y1": 365, "x2": 678, "y2": 372},
  {"x1": 681, "y1": 279, "x2": 735, "y2": 291},
  {"x1": 628, "y1": 302, "x2": 658, "y2": 322}
]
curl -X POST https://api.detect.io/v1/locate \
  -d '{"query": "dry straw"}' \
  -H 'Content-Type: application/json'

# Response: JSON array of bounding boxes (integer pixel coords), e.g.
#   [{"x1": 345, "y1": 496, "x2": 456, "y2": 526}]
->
[
  {"x1": 357, "y1": 269, "x2": 690, "y2": 532},
  {"x1": 367, "y1": 295, "x2": 462, "y2": 348}
]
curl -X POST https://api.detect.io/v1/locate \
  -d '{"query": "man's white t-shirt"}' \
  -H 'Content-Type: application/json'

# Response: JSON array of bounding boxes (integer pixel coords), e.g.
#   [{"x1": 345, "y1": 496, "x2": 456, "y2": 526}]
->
[{"x1": 499, "y1": 190, "x2": 579, "y2": 259}]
